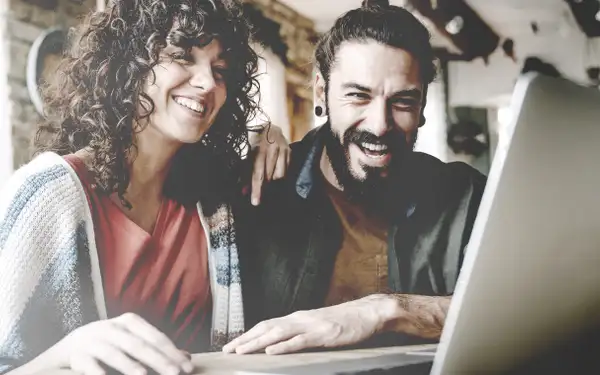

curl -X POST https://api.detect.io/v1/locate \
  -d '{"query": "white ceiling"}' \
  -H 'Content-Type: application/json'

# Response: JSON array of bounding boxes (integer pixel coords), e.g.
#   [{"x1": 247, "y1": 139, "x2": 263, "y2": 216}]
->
[
  {"x1": 276, "y1": 0, "x2": 406, "y2": 32},
  {"x1": 468, "y1": 0, "x2": 575, "y2": 37},
  {"x1": 278, "y1": 0, "x2": 577, "y2": 40}
]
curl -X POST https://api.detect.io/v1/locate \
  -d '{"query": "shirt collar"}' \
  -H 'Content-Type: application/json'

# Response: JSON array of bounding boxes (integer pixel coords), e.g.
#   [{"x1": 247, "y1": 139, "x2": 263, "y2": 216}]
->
[{"x1": 295, "y1": 129, "x2": 325, "y2": 200}]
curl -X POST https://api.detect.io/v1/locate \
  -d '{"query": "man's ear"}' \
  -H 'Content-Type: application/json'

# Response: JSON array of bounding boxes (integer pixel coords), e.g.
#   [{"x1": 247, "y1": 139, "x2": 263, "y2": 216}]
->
[
  {"x1": 314, "y1": 72, "x2": 327, "y2": 110},
  {"x1": 419, "y1": 84, "x2": 428, "y2": 128}
]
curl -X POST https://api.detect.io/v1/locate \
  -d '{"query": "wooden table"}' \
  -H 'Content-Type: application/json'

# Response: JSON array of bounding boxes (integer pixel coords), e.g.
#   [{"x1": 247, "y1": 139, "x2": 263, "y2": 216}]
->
[{"x1": 44, "y1": 345, "x2": 436, "y2": 375}]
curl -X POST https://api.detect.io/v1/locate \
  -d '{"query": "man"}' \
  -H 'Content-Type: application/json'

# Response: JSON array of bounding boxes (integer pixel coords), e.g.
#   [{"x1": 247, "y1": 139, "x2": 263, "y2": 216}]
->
[{"x1": 228, "y1": 0, "x2": 486, "y2": 355}]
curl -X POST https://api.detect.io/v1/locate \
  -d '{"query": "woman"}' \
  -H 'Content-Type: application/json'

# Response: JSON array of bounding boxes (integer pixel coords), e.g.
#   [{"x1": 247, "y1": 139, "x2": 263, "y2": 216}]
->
[{"x1": 0, "y1": 1, "x2": 289, "y2": 374}]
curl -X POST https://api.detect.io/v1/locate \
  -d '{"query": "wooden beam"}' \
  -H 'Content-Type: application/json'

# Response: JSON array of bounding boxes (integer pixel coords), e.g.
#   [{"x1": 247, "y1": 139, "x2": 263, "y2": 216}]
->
[
  {"x1": 22, "y1": 0, "x2": 57, "y2": 10},
  {"x1": 564, "y1": 0, "x2": 600, "y2": 37},
  {"x1": 407, "y1": 0, "x2": 500, "y2": 61}
]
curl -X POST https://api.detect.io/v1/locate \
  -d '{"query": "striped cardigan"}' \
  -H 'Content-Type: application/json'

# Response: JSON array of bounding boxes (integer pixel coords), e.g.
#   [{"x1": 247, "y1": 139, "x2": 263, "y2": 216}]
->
[{"x1": 0, "y1": 152, "x2": 245, "y2": 373}]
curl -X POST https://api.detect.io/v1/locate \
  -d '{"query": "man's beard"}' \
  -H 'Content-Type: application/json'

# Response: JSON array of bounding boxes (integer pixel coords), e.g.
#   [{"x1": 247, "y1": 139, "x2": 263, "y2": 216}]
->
[{"x1": 322, "y1": 121, "x2": 416, "y2": 211}]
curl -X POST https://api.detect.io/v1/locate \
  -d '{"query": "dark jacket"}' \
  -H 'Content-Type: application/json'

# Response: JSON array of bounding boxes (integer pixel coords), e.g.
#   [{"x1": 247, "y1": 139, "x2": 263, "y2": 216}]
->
[{"x1": 237, "y1": 126, "x2": 487, "y2": 335}]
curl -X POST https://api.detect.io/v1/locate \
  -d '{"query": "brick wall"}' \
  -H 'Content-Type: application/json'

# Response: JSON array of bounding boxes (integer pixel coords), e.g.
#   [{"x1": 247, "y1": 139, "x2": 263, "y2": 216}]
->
[
  {"x1": 2, "y1": 0, "x2": 94, "y2": 171},
  {"x1": 0, "y1": 0, "x2": 314, "y2": 178}
]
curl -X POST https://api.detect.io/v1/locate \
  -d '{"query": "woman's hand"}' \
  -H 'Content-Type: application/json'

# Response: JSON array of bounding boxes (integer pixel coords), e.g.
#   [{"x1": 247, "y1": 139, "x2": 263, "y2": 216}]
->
[
  {"x1": 40, "y1": 313, "x2": 194, "y2": 375},
  {"x1": 248, "y1": 124, "x2": 291, "y2": 206}
]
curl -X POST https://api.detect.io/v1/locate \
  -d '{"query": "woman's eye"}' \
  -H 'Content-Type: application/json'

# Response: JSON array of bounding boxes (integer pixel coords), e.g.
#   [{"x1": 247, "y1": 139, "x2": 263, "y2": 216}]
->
[
  {"x1": 166, "y1": 51, "x2": 193, "y2": 64},
  {"x1": 213, "y1": 67, "x2": 229, "y2": 81}
]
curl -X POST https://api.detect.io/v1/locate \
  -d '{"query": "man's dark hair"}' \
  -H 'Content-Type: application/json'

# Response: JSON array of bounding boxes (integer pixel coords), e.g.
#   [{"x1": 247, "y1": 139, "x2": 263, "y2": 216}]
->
[
  {"x1": 35, "y1": 0, "x2": 260, "y2": 209},
  {"x1": 314, "y1": 0, "x2": 437, "y2": 125}
]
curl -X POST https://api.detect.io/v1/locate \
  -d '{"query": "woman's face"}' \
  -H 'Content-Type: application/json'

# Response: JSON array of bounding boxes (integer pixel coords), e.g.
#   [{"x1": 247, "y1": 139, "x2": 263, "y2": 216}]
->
[{"x1": 140, "y1": 38, "x2": 229, "y2": 145}]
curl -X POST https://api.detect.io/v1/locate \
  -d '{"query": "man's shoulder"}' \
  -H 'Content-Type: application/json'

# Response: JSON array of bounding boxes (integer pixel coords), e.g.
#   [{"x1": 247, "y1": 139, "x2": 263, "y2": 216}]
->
[
  {"x1": 262, "y1": 127, "x2": 321, "y2": 195},
  {"x1": 410, "y1": 152, "x2": 486, "y2": 203},
  {"x1": 289, "y1": 127, "x2": 321, "y2": 167}
]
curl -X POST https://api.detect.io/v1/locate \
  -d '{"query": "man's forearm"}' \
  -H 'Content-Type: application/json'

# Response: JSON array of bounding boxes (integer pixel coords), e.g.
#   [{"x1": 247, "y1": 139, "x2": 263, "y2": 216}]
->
[{"x1": 374, "y1": 294, "x2": 452, "y2": 339}]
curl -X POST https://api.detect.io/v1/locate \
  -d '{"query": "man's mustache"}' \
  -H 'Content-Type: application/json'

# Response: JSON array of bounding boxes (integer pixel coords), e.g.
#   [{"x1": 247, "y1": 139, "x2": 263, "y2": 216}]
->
[{"x1": 343, "y1": 129, "x2": 407, "y2": 148}]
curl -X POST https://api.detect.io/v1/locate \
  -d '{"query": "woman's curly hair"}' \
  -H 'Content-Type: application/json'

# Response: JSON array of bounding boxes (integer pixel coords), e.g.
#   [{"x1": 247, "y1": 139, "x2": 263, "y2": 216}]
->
[{"x1": 35, "y1": 0, "x2": 260, "y2": 209}]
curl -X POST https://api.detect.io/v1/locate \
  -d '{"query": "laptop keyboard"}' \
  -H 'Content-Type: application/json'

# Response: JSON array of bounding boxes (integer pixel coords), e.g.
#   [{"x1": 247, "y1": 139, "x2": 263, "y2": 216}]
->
[{"x1": 334, "y1": 361, "x2": 433, "y2": 375}]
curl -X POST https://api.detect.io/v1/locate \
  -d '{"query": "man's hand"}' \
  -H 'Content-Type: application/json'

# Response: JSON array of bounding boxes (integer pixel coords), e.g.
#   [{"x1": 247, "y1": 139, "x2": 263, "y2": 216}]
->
[
  {"x1": 386, "y1": 294, "x2": 451, "y2": 339},
  {"x1": 248, "y1": 124, "x2": 291, "y2": 206},
  {"x1": 36, "y1": 313, "x2": 194, "y2": 375},
  {"x1": 222, "y1": 294, "x2": 452, "y2": 356},
  {"x1": 222, "y1": 295, "x2": 390, "y2": 355}
]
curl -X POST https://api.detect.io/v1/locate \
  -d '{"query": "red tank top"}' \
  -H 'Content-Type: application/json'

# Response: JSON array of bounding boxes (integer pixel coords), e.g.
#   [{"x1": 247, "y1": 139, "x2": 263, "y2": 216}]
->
[{"x1": 64, "y1": 154, "x2": 212, "y2": 350}]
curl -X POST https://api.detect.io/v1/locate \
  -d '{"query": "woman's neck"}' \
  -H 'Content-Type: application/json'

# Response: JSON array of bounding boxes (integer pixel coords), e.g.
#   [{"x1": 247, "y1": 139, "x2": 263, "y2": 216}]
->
[{"x1": 126, "y1": 125, "x2": 182, "y2": 203}]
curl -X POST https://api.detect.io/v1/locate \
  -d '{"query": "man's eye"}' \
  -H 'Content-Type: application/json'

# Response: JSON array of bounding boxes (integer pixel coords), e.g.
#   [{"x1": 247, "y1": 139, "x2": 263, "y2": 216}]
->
[
  {"x1": 348, "y1": 92, "x2": 370, "y2": 100},
  {"x1": 391, "y1": 98, "x2": 418, "y2": 108}
]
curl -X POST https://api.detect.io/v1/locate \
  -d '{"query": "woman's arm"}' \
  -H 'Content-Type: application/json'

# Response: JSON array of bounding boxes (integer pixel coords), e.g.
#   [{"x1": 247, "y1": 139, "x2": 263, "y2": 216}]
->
[
  {"x1": 0, "y1": 158, "x2": 193, "y2": 375},
  {"x1": 5, "y1": 313, "x2": 193, "y2": 375}
]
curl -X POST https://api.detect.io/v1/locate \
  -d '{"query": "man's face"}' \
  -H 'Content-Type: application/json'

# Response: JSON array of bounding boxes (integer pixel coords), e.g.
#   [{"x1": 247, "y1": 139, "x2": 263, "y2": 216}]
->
[{"x1": 320, "y1": 40, "x2": 424, "y2": 200}]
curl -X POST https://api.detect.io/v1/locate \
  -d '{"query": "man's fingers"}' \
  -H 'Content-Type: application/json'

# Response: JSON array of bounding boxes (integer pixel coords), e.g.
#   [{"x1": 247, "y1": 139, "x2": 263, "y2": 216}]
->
[
  {"x1": 115, "y1": 313, "x2": 193, "y2": 373},
  {"x1": 70, "y1": 354, "x2": 106, "y2": 375},
  {"x1": 223, "y1": 321, "x2": 274, "y2": 353},
  {"x1": 234, "y1": 326, "x2": 296, "y2": 355},
  {"x1": 87, "y1": 342, "x2": 146, "y2": 375},
  {"x1": 265, "y1": 334, "x2": 312, "y2": 355}
]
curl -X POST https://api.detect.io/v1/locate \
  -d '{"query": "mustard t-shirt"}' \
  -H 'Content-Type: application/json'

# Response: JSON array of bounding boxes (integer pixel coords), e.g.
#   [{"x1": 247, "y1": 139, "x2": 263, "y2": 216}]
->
[{"x1": 324, "y1": 183, "x2": 391, "y2": 306}]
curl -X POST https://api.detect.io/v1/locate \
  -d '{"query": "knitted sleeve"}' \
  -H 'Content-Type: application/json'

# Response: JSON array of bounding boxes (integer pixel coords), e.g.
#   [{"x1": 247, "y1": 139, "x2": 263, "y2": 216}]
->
[{"x1": 0, "y1": 154, "x2": 99, "y2": 374}]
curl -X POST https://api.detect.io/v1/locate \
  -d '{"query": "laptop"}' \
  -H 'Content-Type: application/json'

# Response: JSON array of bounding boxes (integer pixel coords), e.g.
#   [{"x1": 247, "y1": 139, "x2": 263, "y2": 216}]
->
[{"x1": 237, "y1": 73, "x2": 600, "y2": 375}]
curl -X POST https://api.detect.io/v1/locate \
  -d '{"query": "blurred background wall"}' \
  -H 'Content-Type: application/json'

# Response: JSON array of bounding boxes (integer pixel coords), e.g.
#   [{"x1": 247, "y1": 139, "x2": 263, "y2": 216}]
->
[{"x1": 1, "y1": 0, "x2": 599, "y2": 185}]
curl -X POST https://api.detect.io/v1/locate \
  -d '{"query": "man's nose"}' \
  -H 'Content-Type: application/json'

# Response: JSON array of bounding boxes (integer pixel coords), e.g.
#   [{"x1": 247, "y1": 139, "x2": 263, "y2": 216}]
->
[{"x1": 364, "y1": 97, "x2": 392, "y2": 136}]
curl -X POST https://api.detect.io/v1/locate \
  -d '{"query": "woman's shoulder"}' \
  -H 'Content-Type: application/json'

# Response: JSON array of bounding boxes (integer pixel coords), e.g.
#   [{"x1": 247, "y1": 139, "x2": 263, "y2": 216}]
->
[
  {"x1": 0, "y1": 152, "x2": 88, "y2": 223},
  {"x1": 4, "y1": 152, "x2": 83, "y2": 193}
]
